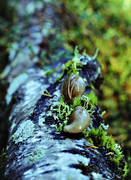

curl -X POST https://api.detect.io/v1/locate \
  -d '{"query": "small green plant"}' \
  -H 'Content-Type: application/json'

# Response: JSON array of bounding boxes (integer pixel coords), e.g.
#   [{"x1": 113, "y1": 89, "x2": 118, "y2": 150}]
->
[
  {"x1": 62, "y1": 47, "x2": 82, "y2": 75},
  {"x1": 51, "y1": 96, "x2": 73, "y2": 131},
  {"x1": 57, "y1": 47, "x2": 82, "y2": 81}
]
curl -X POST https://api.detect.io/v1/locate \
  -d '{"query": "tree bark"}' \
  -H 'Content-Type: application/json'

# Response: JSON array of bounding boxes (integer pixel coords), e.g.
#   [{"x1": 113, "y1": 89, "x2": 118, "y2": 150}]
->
[{"x1": 2, "y1": 0, "x2": 125, "y2": 179}]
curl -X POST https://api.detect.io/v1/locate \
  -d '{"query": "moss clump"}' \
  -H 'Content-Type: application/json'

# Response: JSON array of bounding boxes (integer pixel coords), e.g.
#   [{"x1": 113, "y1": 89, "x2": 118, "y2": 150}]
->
[
  {"x1": 123, "y1": 161, "x2": 128, "y2": 177},
  {"x1": 86, "y1": 91, "x2": 98, "y2": 105},
  {"x1": 51, "y1": 96, "x2": 73, "y2": 131},
  {"x1": 62, "y1": 47, "x2": 82, "y2": 75},
  {"x1": 57, "y1": 47, "x2": 83, "y2": 81},
  {"x1": 57, "y1": 47, "x2": 99, "y2": 82},
  {"x1": 83, "y1": 126, "x2": 127, "y2": 176}
]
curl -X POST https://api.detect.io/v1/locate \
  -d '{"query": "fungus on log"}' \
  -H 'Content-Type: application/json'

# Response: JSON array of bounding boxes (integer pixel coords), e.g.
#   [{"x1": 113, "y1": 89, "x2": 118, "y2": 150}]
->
[{"x1": 1, "y1": 0, "x2": 127, "y2": 180}]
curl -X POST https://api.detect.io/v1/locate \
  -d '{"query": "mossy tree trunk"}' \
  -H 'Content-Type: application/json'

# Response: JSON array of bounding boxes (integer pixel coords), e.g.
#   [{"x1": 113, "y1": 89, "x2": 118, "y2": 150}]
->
[{"x1": 1, "y1": 0, "x2": 126, "y2": 179}]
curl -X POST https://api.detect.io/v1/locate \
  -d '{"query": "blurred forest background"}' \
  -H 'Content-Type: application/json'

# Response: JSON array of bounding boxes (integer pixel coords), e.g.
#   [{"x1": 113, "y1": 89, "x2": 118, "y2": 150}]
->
[
  {"x1": 0, "y1": 0, "x2": 131, "y2": 178},
  {"x1": 58, "y1": 0, "x2": 131, "y2": 178}
]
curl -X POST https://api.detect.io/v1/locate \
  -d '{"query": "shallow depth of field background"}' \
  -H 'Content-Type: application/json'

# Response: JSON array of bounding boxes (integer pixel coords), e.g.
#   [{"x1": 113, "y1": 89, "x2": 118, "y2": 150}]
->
[
  {"x1": 0, "y1": 0, "x2": 131, "y2": 178},
  {"x1": 60, "y1": 0, "x2": 131, "y2": 177}
]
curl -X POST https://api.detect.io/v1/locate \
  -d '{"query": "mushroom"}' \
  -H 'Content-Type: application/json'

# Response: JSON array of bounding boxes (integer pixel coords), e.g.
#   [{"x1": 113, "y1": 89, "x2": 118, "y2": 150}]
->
[{"x1": 64, "y1": 106, "x2": 90, "y2": 133}]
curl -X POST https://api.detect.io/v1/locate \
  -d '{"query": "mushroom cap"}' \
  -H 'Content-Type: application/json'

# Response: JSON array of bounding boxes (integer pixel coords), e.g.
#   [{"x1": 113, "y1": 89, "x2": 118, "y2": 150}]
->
[
  {"x1": 64, "y1": 106, "x2": 90, "y2": 133},
  {"x1": 61, "y1": 75, "x2": 86, "y2": 101}
]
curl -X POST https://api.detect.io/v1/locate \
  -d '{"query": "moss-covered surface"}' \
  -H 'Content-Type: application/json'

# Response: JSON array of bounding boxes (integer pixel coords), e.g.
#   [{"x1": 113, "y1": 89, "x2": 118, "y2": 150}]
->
[
  {"x1": 83, "y1": 126, "x2": 128, "y2": 177},
  {"x1": 38, "y1": 49, "x2": 127, "y2": 177},
  {"x1": 0, "y1": 0, "x2": 129, "y2": 179}
]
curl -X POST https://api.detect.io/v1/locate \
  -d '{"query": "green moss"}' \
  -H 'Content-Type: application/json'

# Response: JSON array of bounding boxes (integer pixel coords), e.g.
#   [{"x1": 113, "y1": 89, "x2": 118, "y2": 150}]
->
[
  {"x1": 86, "y1": 91, "x2": 98, "y2": 105},
  {"x1": 71, "y1": 92, "x2": 97, "y2": 113},
  {"x1": 83, "y1": 126, "x2": 127, "y2": 176},
  {"x1": 57, "y1": 47, "x2": 83, "y2": 81},
  {"x1": 71, "y1": 96, "x2": 81, "y2": 108},
  {"x1": 123, "y1": 161, "x2": 128, "y2": 177},
  {"x1": 45, "y1": 70, "x2": 53, "y2": 76},
  {"x1": 83, "y1": 126, "x2": 116, "y2": 150},
  {"x1": 51, "y1": 96, "x2": 73, "y2": 131},
  {"x1": 62, "y1": 47, "x2": 82, "y2": 74}
]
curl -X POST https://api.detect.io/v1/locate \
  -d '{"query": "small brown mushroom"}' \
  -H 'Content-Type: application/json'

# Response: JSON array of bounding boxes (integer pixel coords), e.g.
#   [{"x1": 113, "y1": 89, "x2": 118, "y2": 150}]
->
[
  {"x1": 61, "y1": 75, "x2": 86, "y2": 101},
  {"x1": 64, "y1": 106, "x2": 90, "y2": 133}
]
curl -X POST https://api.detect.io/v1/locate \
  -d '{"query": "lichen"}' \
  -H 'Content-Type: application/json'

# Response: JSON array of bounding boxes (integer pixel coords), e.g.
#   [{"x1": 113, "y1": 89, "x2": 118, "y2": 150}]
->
[
  {"x1": 27, "y1": 148, "x2": 45, "y2": 163},
  {"x1": 38, "y1": 112, "x2": 45, "y2": 127},
  {"x1": 12, "y1": 120, "x2": 35, "y2": 144},
  {"x1": 6, "y1": 73, "x2": 28, "y2": 104},
  {"x1": 91, "y1": 172, "x2": 106, "y2": 180}
]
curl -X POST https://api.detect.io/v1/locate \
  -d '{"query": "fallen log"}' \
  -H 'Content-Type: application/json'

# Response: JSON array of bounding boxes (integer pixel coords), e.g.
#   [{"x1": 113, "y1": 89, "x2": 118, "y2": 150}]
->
[{"x1": 1, "y1": 0, "x2": 127, "y2": 179}]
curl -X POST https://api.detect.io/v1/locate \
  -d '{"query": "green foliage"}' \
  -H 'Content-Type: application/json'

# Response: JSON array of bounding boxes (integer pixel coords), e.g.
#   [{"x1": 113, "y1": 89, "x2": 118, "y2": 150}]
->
[
  {"x1": 71, "y1": 96, "x2": 81, "y2": 109},
  {"x1": 51, "y1": 96, "x2": 73, "y2": 131},
  {"x1": 86, "y1": 91, "x2": 98, "y2": 105},
  {"x1": 62, "y1": 47, "x2": 82, "y2": 75}
]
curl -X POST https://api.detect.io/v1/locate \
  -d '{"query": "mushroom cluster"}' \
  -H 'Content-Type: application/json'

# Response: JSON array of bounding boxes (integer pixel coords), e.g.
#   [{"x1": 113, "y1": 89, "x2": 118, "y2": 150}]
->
[{"x1": 61, "y1": 74, "x2": 91, "y2": 133}]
